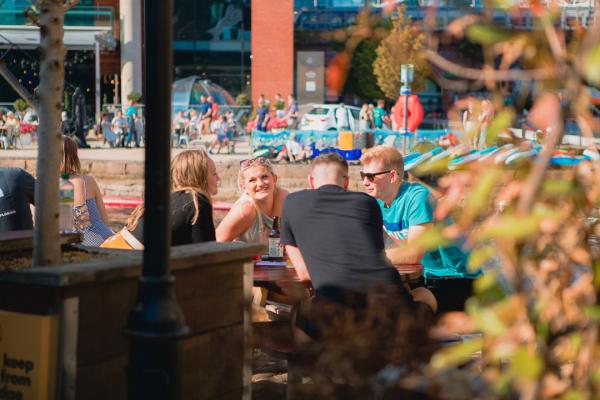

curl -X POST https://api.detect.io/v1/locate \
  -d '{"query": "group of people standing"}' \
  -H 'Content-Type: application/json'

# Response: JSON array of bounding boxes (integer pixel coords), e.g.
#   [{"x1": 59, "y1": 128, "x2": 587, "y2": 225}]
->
[
  {"x1": 0, "y1": 110, "x2": 32, "y2": 149},
  {"x1": 171, "y1": 95, "x2": 237, "y2": 154},
  {"x1": 99, "y1": 103, "x2": 144, "y2": 148},
  {"x1": 254, "y1": 93, "x2": 299, "y2": 132},
  {"x1": 462, "y1": 99, "x2": 495, "y2": 150},
  {"x1": 357, "y1": 99, "x2": 391, "y2": 130}
]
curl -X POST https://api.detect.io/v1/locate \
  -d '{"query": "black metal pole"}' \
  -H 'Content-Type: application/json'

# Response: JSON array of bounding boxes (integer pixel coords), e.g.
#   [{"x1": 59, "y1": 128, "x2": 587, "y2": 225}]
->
[{"x1": 125, "y1": 1, "x2": 189, "y2": 399}]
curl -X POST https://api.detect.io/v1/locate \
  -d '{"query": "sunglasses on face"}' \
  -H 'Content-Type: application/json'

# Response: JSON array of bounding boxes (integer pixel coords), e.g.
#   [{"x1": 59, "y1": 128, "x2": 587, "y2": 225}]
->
[
  {"x1": 240, "y1": 157, "x2": 271, "y2": 170},
  {"x1": 359, "y1": 170, "x2": 392, "y2": 181}
]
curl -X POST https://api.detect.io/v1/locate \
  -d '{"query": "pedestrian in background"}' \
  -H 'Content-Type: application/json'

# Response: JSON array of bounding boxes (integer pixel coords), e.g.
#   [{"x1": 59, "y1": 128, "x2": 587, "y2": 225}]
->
[
  {"x1": 367, "y1": 103, "x2": 375, "y2": 129},
  {"x1": 255, "y1": 98, "x2": 270, "y2": 132},
  {"x1": 286, "y1": 94, "x2": 299, "y2": 129},
  {"x1": 100, "y1": 113, "x2": 117, "y2": 148}
]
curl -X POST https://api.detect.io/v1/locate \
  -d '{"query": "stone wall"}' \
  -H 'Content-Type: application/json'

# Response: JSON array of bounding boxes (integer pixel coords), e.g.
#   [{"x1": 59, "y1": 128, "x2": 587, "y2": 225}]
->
[{"x1": 0, "y1": 157, "x2": 366, "y2": 202}]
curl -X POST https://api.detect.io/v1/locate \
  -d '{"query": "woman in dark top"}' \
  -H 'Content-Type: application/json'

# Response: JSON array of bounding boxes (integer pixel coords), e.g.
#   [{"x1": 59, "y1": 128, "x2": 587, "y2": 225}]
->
[{"x1": 129, "y1": 149, "x2": 219, "y2": 246}]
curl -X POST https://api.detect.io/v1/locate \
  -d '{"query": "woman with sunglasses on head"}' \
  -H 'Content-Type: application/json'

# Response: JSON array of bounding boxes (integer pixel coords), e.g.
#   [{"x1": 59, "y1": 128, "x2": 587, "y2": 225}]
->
[{"x1": 216, "y1": 157, "x2": 288, "y2": 244}]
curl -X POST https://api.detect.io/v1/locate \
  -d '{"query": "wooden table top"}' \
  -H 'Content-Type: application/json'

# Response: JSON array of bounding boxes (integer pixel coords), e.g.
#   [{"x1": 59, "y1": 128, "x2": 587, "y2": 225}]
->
[{"x1": 253, "y1": 263, "x2": 423, "y2": 286}]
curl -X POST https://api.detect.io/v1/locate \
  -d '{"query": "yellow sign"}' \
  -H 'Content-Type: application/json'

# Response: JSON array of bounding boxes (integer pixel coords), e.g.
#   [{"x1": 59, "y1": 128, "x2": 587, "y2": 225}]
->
[{"x1": 0, "y1": 310, "x2": 58, "y2": 400}]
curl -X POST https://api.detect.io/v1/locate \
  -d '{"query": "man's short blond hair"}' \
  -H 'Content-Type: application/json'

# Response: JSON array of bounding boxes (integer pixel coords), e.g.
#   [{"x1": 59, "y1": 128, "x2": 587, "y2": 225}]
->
[
  {"x1": 311, "y1": 152, "x2": 348, "y2": 172},
  {"x1": 360, "y1": 145, "x2": 404, "y2": 172}
]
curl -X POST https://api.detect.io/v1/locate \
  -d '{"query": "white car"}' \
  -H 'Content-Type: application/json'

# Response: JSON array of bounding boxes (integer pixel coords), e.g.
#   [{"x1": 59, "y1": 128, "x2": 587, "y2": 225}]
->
[{"x1": 298, "y1": 104, "x2": 361, "y2": 131}]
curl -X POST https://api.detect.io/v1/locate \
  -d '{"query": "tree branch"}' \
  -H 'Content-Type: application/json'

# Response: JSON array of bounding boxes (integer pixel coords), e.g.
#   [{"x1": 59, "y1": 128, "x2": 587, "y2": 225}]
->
[
  {"x1": 23, "y1": 8, "x2": 40, "y2": 27},
  {"x1": 516, "y1": 125, "x2": 563, "y2": 214},
  {"x1": 425, "y1": 49, "x2": 556, "y2": 82},
  {"x1": 0, "y1": 60, "x2": 39, "y2": 111},
  {"x1": 64, "y1": 0, "x2": 80, "y2": 12}
]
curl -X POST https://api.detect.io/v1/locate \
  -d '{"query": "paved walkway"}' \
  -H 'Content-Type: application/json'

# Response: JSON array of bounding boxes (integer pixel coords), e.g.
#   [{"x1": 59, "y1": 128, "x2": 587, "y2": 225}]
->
[{"x1": 0, "y1": 136, "x2": 252, "y2": 163}]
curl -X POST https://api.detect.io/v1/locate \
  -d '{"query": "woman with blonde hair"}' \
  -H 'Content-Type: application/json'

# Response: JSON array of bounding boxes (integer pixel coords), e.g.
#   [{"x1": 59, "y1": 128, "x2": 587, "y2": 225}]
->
[
  {"x1": 216, "y1": 157, "x2": 288, "y2": 243},
  {"x1": 126, "y1": 149, "x2": 219, "y2": 246},
  {"x1": 168, "y1": 149, "x2": 219, "y2": 244},
  {"x1": 61, "y1": 135, "x2": 114, "y2": 246}
]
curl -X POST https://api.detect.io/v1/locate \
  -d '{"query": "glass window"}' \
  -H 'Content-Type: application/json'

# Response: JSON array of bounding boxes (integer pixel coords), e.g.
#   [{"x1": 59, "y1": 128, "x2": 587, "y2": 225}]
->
[{"x1": 307, "y1": 107, "x2": 331, "y2": 115}]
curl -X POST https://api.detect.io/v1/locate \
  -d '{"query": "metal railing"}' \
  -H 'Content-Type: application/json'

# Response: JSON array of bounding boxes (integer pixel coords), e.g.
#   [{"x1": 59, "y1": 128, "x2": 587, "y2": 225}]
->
[
  {"x1": 0, "y1": 5, "x2": 115, "y2": 28},
  {"x1": 294, "y1": 4, "x2": 598, "y2": 31}
]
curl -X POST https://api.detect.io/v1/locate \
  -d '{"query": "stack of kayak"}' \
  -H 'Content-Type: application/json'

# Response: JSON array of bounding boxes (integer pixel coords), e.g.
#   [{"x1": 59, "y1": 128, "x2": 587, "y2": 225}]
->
[{"x1": 404, "y1": 144, "x2": 598, "y2": 173}]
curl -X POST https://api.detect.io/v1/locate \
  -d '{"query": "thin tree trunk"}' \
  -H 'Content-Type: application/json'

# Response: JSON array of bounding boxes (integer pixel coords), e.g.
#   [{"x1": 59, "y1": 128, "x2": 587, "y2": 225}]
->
[{"x1": 33, "y1": 0, "x2": 67, "y2": 266}]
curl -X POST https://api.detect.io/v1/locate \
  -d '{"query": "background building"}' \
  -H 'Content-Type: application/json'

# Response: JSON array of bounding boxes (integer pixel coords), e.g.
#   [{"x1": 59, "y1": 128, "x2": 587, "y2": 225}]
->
[{"x1": 0, "y1": 0, "x2": 596, "y2": 116}]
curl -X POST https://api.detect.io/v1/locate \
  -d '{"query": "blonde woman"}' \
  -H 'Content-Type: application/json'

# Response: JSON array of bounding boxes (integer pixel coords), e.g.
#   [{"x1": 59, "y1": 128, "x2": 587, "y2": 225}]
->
[
  {"x1": 216, "y1": 157, "x2": 288, "y2": 243},
  {"x1": 103, "y1": 150, "x2": 219, "y2": 249},
  {"x1": 61, "y1": 136, "x2": 113, "y2": 246},
  {"x1": 128, "y1": 150, "x2": 219, "y2": 246}
]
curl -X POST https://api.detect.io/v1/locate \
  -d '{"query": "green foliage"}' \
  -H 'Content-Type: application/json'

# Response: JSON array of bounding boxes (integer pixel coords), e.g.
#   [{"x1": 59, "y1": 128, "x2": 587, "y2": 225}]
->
[
  {"x1": 373, "y1": 6, "x2": 431, "y2": 99},
  {"x1": 508, "y1": 346, "x2": 543, "y2": 380},
  {"x1": 235, "y1": 93, "x2": 250, "y2": 106},
  {"x1": 541, "y1": 179, "x2": 575, "y2": 197},
  {"x1": 561, "y1": 390, "x2": 586, "y2": 400},
  {"x1": 430, "y1": 337, "x2": 483, "y2": 369},
  {"x1": 468, "y1": 245, "x2": 496, "y2": 272},
  {"x1": 63, "y1": 91, "x2": 70, "y2": 112},
  {"x1": 582, "y1": 43, "x2": 600, "y2": 86},
  {"x1": 468, "y1": 299, "x2": 508, "y2": 336},
  {"x1": 461, "y1": 168, "x2": 502, "y2": 224},
  {"x1": 466, "y1": 24, "x2": 516, "y2": 46},
  {"x1": 412, "y1": 225, "x2": 451, "y2": 251},
  {"x1": 486, "y1": 108, "x2": 515, "y2": 146},
  {"x1": 127, "y1": 91, "x2": 142, "y2": 103},
  {"x1": 583, "y1": 305, "x2": 600, "y2": 321},
  {"x1": 343, "y1": 40, "x2": 384, "y2": 100},
  {"x1": 13, "y1": 98, "x2": 28, "y2": 112},
  {"x1": 476, "y1": 213, "x2": 540, "y2": 242},
  {"x1": 274, "y1": 99, "x2": 285, "y2": 111}
]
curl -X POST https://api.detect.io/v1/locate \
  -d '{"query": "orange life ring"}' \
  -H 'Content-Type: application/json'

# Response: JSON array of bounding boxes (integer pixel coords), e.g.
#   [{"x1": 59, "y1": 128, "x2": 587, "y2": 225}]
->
[{"x1": 393, "y1": 94, "x2": 424, "y2": 132}]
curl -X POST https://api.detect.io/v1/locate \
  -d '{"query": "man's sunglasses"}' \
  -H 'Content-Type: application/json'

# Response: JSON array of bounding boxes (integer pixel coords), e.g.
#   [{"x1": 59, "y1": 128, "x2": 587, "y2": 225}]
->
[
  {"x1": 359, "y1": 170, "x2": 392, "y2": 181},
  {"x1": 240, "y1": 157, "x2": 271, "y2": 170}
]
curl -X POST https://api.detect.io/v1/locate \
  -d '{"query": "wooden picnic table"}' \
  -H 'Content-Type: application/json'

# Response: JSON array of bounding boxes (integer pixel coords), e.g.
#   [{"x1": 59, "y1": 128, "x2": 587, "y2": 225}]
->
[{"x1": 253, "y1": 263, "x2": 423, "y2": 287}]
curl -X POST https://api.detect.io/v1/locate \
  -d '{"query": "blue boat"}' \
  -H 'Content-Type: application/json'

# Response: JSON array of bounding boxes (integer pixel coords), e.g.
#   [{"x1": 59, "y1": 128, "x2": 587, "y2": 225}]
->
[
  {"x1": 448, "y1": 146, "x2": 499, "y2": 170},
  {"x1": 550, "y1": 155, "x2": 587, "y2": 166},
  {"x1": 479, "y1": 144, "x2": 513, "y2": 161},
  {"x1": 505, "y1": 146, "x2": 541, "y2": 165},
  {"x1": 405, "y1": 147, "x2": 444, "y2": 171}
]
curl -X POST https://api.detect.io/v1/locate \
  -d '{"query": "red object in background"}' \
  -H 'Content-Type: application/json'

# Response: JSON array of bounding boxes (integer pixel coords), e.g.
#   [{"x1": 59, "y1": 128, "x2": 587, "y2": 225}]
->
[
  {"x1": 103, "y1": 196, "x2": 232, "y2": 211},
  {"x1": 19, "y1": 122, "x2": 37, "y2": 134},
  {"x1": 393, "y1": 94, "x2": 424, "y2": 132},
  {"x1": 267, "y1": 117, "x2": 288, "y2": 130},
  {"x1": 246, "y1": 120, "x2": 257, "y2": 133},
  {"x1": 326, "y1": 52, "x2": 350, "y2": 96}
]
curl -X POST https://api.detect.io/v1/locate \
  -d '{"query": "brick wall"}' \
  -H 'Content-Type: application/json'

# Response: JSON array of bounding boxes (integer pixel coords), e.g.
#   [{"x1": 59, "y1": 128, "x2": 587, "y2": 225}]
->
[{"x1": 251, "y1": 0, "x2": 294, "y2": 105}]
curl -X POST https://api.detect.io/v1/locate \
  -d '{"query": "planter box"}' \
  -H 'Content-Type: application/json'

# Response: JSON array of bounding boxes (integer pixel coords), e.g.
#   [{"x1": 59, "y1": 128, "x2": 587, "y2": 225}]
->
[{"x1": 0, "y1": 242, "x2": 262, "y2": 400}]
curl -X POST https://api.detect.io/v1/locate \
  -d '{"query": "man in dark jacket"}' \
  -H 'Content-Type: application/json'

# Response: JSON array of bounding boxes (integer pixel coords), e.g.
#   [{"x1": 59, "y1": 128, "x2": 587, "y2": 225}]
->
[{"x1": 0, "y1": 167, "x2": 35, "y2": 232}]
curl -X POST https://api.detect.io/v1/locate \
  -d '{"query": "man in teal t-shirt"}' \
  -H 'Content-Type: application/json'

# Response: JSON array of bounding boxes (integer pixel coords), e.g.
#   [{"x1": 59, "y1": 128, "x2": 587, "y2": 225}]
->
[
  {"x1": 360, "y1": 145, "x2": 480, "y2": 312},
  {"x1": 372, "y1": 100, "x2": 387, "y2": 129}
]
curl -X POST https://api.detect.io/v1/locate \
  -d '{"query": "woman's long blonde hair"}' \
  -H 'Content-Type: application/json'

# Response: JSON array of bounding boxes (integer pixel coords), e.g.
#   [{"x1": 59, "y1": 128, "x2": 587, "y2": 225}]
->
[
  {"x1": 61, "y1": 135, "x2": 81, "y2": 175},
  {"x1": 171, "y1": 150, "x2": 212, "y2": 224}
]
